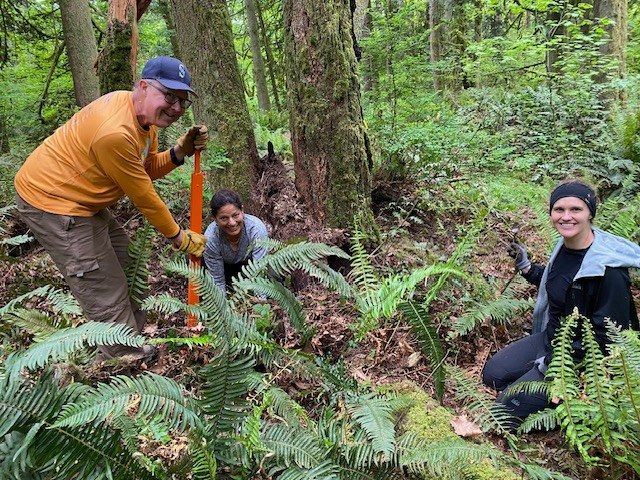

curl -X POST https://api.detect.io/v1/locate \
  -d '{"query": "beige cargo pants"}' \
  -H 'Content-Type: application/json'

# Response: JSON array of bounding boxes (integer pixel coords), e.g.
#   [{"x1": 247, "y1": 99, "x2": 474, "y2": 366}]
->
[{"x1": 16, "y1": 195, "x2": 146, "y2": 359}]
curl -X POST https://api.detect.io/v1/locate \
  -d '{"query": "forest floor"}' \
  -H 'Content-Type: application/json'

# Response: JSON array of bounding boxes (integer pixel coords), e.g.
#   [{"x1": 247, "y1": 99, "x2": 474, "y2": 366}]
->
[{"x1": 2, "y1": 170, "x2": 638, "y2": 479}]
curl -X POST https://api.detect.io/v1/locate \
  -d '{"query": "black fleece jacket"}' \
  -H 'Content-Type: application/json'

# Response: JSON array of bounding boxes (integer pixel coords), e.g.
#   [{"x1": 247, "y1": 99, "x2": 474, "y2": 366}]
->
[{"x1": 524, "y1": 263, "x2": 638, "y2": 357}]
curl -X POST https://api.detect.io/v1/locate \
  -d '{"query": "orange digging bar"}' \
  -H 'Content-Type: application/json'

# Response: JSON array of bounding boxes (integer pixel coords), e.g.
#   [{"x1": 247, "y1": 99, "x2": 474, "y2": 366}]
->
[{"x1": 187, "y1": 149, "x2": 203, "y2": 327}]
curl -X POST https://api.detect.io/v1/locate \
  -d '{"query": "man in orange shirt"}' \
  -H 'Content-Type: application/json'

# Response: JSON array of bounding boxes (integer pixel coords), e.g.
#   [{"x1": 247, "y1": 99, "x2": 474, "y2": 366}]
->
[{"x1": 15, "y1": 56, "x2": 208, "y2": 362}]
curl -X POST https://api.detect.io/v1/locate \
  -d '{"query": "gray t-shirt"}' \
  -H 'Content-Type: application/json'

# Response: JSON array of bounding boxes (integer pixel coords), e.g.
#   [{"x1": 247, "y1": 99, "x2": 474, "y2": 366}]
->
[{"x1": 203, "y1": 214, "x2": 268, "y2": 291}]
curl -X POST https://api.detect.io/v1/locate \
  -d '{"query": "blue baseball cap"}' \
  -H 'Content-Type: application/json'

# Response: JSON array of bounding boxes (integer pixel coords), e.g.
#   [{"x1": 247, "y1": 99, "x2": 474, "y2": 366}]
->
[{"x1": 141, "y1": 56, "x2": 196, "y2": 95}]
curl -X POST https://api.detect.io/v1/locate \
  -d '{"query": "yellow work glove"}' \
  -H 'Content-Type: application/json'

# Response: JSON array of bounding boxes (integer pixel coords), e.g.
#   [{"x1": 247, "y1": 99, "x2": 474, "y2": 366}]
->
[
  {"x1": 176, "y1": 229, "x2": 207, "y2": 257},
  {"x1": 176, "y1": 125, "x2": 208, "y2": 157}
]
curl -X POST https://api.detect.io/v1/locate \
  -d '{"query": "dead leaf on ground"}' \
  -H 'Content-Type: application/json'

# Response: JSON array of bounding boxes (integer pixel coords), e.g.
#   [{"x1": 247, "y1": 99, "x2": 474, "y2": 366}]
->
[{"x1": 450, "y1": 414, "x2": 483, "y2": 437}]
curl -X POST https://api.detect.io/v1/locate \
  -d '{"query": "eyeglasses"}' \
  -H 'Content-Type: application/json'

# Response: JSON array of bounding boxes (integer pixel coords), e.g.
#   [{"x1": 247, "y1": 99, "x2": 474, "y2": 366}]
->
[{"x1": 147, "y1": 82, "x2": 193, "y2": 109}]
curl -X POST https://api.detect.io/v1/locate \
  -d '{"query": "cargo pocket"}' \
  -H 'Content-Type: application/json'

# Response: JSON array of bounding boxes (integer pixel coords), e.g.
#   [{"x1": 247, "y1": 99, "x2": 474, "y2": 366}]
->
[{"x1": 60, "y1": 215, "x2": 102, "y2": 279}]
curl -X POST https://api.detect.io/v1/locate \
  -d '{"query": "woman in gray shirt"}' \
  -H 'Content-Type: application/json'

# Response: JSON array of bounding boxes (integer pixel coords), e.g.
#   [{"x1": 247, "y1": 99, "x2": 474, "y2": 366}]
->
[{"x1": 203, "y1": 189, "x2": 268, "y2": 292}]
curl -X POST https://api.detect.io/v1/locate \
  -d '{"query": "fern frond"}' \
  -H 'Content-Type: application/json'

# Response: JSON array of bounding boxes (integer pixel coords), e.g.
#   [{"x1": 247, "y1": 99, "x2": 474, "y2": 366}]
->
[
  {"x1": 3, "y1": 308, "x2": 60, "y2": 341},
  {"x1": 0, "y1": 234, "x2": 32, "y2": 246},
  {"x1": 54, "y1": 373, "x2": 204, "y2": 432},
  {"x1": 0, "y1": 373, "x2": 158, "y2": 479},
  {"x1": 346, "y1": 395, "x2": 396, "y2": 458},
  {"x1": 0, "y1": 285, "x2": 52, "y2": 316},
  {"x1": 151, "y1": 335, "x2": 215, "y2": 347},
  {"x1": 237, "y1": 241, "x2": 349, "y2": 283},
  {"x1": 234, "y1": 276, "x2": 310, "y2": 341},
  {"x1": 8, "y1": 322, "x2": 144, "y2": 374},
  {"x1": 190, "y1": 437, "x2": 218, "y2": 480},
  {"x1": 517, "y1": 462, "x2": 575, "y2": 480},
  {"x1": 546, "y1": 312, "x2": 595, "y2": 462},
  {"x1": 264, "y1": 387, "x2": 310, "y2": 428},
  {"x1": 44, "y1": 287, "x2": 82, "y2": 317},
  {"x1": 449, "y1": 295, "x2": 535, "y2": 339},
  {"x1": 200, "y1": 348, "x2": 256, "y2": 436},
  {"x1": 125, "y1": 222, "x2": 154, "y2": 304},
  {"x1": 399, "y1": 301, "x2": 445, "y2": 400},
  {"x1": 357, "y1": 265, "x2": 463, "y2": 322},
  {"x1": 296, "y1": 261, "x2": 353, "y2": 298},
  {"x1": 398, "y1": 436, "x2": 499, "y2": 476},
  {"x1": 582, "y1": 320, "x2": 617, "y2": 451},
  {"x1": 349, "y1": 223, "x2": 379, "y2": 293},
  {"x1": 261, "y1": 424, "x2": 325, "y2": 469},
  {"x1": 446, "y1": 364, "x2": 517, "y2": 435},
  {"x1": 518, "y1": 408, "x2": 559, "y2": 433},
  {"x1": 275, "y1": 460, "x2": 340, "y2": 480}
]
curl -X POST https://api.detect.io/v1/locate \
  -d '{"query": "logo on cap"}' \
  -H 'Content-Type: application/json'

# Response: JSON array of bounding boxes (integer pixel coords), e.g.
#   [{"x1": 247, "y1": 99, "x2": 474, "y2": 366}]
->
[{"x1": 178, "y1": 64, "x2": 186, "y2": 79}]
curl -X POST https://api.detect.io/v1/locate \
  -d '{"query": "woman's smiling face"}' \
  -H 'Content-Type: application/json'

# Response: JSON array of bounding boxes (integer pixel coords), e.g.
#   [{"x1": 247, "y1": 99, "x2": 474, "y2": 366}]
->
[
  {"x1": 215, "y1": 203, "x2": 245, "y2": 239},
  {"x1": 550, "y1": 196, "x2": 592, "y2": 245}
]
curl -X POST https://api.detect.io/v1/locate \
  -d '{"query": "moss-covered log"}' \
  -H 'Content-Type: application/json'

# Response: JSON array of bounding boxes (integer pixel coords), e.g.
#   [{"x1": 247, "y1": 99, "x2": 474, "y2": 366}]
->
[{"x1": 284, "y1": 0, "x2": 375, "y2": 230}]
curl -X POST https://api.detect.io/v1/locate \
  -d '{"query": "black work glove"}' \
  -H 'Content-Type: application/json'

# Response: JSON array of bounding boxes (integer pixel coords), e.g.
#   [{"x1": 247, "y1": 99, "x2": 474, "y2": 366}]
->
[{"x1": 507, "y1": 241, "x2": 531, "y2": 271}]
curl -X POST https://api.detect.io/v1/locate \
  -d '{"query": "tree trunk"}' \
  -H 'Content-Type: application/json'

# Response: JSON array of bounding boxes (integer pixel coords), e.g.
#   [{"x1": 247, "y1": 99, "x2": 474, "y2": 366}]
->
[
  {"x1": 0, "y1": 111, "x2": 9, "y2": 154},
  {"x1": 172, "y1": 0, "x2": 260, "y2": 210},
  {"x1": 245, "y1": 0, "x2": 271, "y2": 111},
  {"x1": 97, "y1": 0, "x2": 138, "y2": 94},
  {"x1": 594, "y1": 0, "x2": 627, "y2": 96},
  {"x1": 157, "y1": 0, "x2": 180, "y2": 58},
  {"x1": 430, "y1": 0, "x2": 445, "y2": 91},
  {"x1": 284, "y1": 0, "x2": 374, "y2": 229},
  {"x1": 256, "y1": 0, "x2": 282, "y2": 111},
  {"x1": 59, "y1": 0, "x2": 100, "y2": 106}
]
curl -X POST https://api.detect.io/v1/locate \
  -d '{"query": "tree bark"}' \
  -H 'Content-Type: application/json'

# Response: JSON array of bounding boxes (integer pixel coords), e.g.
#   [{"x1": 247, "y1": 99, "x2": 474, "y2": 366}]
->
[
  {"x1": 245, "y1": 0, "x2": 271, "y2": 111},
  {"x1": 284, "y1": 0, "x2": 374, "y2": 229},
  {"x1": 429, "y1": 0, "x2": 445, "y2": 91},
  {"x1": 256, "y1": 0, "x2": 282, "y2": 111},
  {"x1": 157, "y1": 0, "x2": 180, "y2": 58},
  {"x1": 172, "y1": 0, "x2": 260, "y2": 210},
  {"x1": 59, "y1": 0, "x2": 100, "y2": 106},
  {"x1": 97, "y1": 0, "x2": 138, "y2": 94},
  {"x1": 594, "y1": 0, "x2": 627, "y2": 94}
]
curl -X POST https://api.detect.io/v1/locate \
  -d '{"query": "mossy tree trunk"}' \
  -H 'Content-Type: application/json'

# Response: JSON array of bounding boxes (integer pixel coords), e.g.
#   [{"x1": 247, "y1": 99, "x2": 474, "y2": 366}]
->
[
  {"x1": 594, "y1": 0, "x2": 627, "y2": 100},
  {"x1": 97, "y1": 0, "x2": 137, "y2": 93},
  {"x1": 430, "y1": 0, "x2": 445, "y2": 91},
  {"x1": 256, "y1": 0, "x2": 282, "y2": 111},
  {"x1": 59, "y1": 0, "x2": 100, "y2": 106},
  {"x1": 158, "y1": 0, "x2": 180, "y2": 58},
  {"x1": 172, "y1": 0, "x2": 260, "y2": 211},
  {"x1": 284, "y1": 0, "x2": 375, "y2": 230},
  {"x1": 245, "y1": 0, "x2": 271, "y2": 111}
]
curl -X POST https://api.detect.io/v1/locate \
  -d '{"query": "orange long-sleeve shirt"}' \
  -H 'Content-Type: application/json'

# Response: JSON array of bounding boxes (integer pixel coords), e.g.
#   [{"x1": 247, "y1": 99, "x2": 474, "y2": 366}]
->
[{"x1": 14, "y1": 91, "x2": 180, "y2": 238}]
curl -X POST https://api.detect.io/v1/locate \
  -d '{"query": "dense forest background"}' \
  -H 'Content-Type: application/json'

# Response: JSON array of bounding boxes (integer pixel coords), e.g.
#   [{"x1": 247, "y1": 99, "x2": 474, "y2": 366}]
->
[{"x1": 1, "y1": 0, "x2": 640, "y2": 479}]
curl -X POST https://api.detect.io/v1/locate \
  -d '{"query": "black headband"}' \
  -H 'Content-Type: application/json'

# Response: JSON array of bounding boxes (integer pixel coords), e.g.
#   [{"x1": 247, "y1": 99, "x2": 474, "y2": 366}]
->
[{"x1": 549, "y1": 182, "x2": 597, "y2": 218}]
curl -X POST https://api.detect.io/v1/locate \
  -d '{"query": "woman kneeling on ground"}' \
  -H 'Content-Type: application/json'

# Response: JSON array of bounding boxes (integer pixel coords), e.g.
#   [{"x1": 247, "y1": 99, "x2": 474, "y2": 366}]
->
[
  {"x1": 204, "y1": 189, "x2": 268, "y2": 292},
  {"x1": 482, "y1": 179, "x2": 640, "y2": 426}
]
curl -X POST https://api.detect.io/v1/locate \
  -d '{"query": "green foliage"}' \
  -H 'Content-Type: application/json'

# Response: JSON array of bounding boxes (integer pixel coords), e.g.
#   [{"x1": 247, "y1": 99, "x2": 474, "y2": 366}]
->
[
  {"x1": 7, "y1": 322, "x2": 144, "y2": 375},
  {"x1": 400, "y1": 301, "x2": 445, "y2": 401},
  {"x1": 447, "y1": 365, "x2": 517, "y2": 436},
  {"x1": 0, "y1": 372, "x2": 158, "y2": 479},
  {"x1": 449, "y1": 289, "x2": 535, "y2": 339},
  {"x1": 125, "y1": 222, "x2": 155, "y2": 304},
  {"x1": 517, "y1": 314, "x2": 640, "y2": 474},
  {"x1": 54, "y1": 373, "x2": 204, "y2": 432}
]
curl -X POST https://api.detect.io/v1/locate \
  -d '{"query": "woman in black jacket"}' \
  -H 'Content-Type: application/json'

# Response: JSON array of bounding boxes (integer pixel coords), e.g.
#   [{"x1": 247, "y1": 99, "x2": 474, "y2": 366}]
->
[{"x1": 482, "y1": 180, "x2": 640, "y2": 422}]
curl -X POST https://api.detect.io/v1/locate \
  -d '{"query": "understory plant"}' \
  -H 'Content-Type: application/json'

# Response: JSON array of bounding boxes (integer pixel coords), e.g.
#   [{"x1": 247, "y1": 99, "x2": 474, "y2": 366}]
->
[{"x1": 516, "y1": 313, "x2": 640, "y2": 476}]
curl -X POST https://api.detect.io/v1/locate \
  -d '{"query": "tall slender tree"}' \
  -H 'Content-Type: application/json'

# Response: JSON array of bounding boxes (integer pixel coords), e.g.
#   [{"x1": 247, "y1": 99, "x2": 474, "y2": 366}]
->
[
  {"x1": 245, "y1": 0, "x2": 271, "y2": 111},
  {"x1": 158, "y1": 0, "x2": 180, "y2": 58},
  {"x1": 594, "y1": 0, "x2": 627, "y2": 95},
  {"x1": 284, "y1": 0, "x2": 374, "y2": 229},
  {"x1": 256, "y1": 0, "x2": 282, "y2": 111},
  {"x1": 59, "y1": 0, "x2": 100, "y2": 106},
  {"x1": 172, "y1": 0, "x2": 260, "y2": 209}
]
